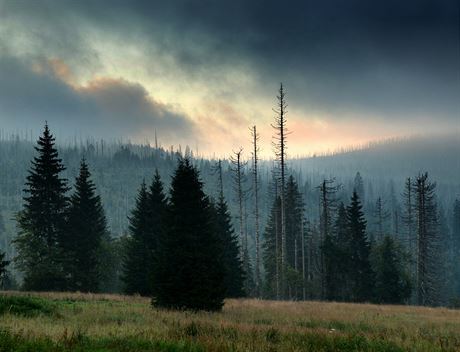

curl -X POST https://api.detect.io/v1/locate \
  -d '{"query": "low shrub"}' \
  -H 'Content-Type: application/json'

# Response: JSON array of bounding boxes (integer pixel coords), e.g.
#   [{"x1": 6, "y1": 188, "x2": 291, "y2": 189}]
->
[{"x1": 0, "y1": 295, "x2": 55, "y2": 317}]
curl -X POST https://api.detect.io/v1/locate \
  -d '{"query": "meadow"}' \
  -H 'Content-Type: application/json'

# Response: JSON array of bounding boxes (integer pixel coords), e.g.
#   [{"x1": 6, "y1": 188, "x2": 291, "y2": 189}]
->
[{"x1": 0, "y1": 291, "x2": 459, "y2": 352}]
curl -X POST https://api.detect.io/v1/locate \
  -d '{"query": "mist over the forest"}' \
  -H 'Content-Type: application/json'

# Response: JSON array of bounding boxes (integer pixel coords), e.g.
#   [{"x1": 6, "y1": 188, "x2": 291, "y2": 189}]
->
[{"x1": 1, "y1": 131, "x2": 458, "y2": 259}]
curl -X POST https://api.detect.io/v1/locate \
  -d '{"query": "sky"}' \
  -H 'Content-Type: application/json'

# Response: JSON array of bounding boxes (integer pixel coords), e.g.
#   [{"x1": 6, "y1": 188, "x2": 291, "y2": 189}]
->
[{"x1": 0, "y1": 0, "x2": 458, "y2": 157}]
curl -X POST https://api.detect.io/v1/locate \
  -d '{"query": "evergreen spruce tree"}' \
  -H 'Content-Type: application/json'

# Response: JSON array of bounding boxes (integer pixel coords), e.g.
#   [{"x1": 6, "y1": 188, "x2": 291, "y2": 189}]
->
[
  {"x1": 262, "y1": 196, "x2": 282, "y2": 299},
  {"x1": 14, "y1": 123, "x2": 68, "y2": 291},
  {"x1": 453, "y1": 199, "x2": 460, "y2": 299},
  {"x1": 354, "y1": 172, "x2": 365, "y2": 204},
  {"x1": 122, "y1": 181, "x2": 152, "y2": 295},
  {"x1": 146, "y1": 171, "x2": 167, "y2": 259},
  {"x1": 318, "y1": 179, "x2": 339, "y2": 299},
  {"x1": 64, "y1": 159, "x2": 108, "y2": 292},
  {"x1": 0, "y1": 251, "x2": 9, "y2": 289},
  {"x1": 0, "y1": 211, "x2": 5, "y2": 249},
  {"x1": 285, "y1": 175, "x2": 304, "y2": 298},
  {"x1": 323, "y1": 202, "x2": 353, "y2": 301},
  {"x1": 373, "y1": 197, "x2": 390, "y2": 242},
  {"x1": 413, "y1": 173, "x2": 441, "y2": 306},
  {"x1": 334, "y1": 202, "x2": 352, "y2": 300},
  {"x1": 346, "y1": 191, "x2": 375, "y2": 302},
  {"x1": 373, "y1": 236, "x2": 412, "y2": 304},
  {"x1": 152, "y1": 159, "x2": 225, "y2": 311},
  {"x1": 211, "y1": 197, "x2": 245, "y2": 297}
]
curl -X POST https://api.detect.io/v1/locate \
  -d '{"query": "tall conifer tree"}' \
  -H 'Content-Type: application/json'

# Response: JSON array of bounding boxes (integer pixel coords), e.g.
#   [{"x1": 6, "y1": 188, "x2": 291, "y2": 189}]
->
[
  {"x1": 15, "y1": 123, "x2": 68, "y2": 291},
  {"x1": 122, "y1": 181, "x2": 152, "y2": 295},
  {"x1": 152, "y1": 159, "x2": 225, "y2": 311},
  {"x1": 373, "y1": 236, "x2": 412, "y2": 304},
  {"x1": 146, "y1": 170, "x2": 167, "y2": 262},
  {"x1": 0, "y1": 251, "x2": 9, "y2": 289},
  {"x1": 262, "y1": 196, "x2": 282, "y2": 298},
  {"x1": 211, "y1": 197, "x2": 245, "y2": 297},
  {"x1": 413, "y1": 173, "x2": 441, "y2": 306},
  {"x1": 347, "y1": 191, "x2": 375, "y2": 302},
  {"x1": 453, "y1": 199, "x2": 460, "y2": 298},
  {"x1": 64, "y1": 159, "x2": 108, "y2": 292}
]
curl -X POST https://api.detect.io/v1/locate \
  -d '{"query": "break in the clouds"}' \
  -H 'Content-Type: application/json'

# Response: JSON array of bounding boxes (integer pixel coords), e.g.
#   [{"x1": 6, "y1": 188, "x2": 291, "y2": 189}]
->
[
  {"x1": 0, "y1": 56, "x2": 196, "y2": 144},
  {"x1": 0, "y1": 0, "x2": 458, "y2": 155}
]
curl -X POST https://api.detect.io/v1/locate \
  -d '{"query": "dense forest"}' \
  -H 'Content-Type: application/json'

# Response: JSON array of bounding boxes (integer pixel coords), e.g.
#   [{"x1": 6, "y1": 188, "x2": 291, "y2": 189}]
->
[{"x1": 0, "y1": 89, "x2": 459, "y2": 309}]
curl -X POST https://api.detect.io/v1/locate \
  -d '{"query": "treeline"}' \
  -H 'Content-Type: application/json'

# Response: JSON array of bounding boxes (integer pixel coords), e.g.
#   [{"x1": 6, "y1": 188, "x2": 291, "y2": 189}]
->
[
  {"x1": 9, "y1": 125, "x2": 243, "y2": 310},
  {"x1": 1, "y1": 85, "x2": 460, "y2": 309}
]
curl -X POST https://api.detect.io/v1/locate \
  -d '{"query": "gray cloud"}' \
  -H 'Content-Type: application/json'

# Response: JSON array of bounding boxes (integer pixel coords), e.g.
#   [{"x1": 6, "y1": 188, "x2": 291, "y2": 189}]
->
[
  {"x1": 0, "y1": 0, "x2": 458, "y2": 127},
  {"x1": 0, "y1": 56, "x2": 196, "y2": 142}
]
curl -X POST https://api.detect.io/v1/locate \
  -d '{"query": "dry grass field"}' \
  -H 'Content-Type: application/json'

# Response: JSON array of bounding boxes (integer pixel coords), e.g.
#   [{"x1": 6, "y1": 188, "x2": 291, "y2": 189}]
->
[{"x1": 0, "y1": 291, "x2": 459, "y2": 351}]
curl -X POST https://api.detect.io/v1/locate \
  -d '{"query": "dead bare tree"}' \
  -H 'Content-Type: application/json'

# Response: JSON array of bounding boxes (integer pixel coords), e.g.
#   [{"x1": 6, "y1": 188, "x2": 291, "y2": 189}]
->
[
  {"x1": 374, "y1": 197, "x2": 390, "y2": 242},
  {"x1": 271, "y1": 83, "x2": 289, "y2": 298},
  {"x1": 230, "y1": 149, "x2": 246, "y2": 257},
  {"x1": 413, "y1": 173, "x2": 440, "y2": 306},
  {"x1": 230, "y1": 148, "x2": 252, "y2": 294},
  {"x1": 250, "y1": 126, "x2": 261, "y2": 297}
]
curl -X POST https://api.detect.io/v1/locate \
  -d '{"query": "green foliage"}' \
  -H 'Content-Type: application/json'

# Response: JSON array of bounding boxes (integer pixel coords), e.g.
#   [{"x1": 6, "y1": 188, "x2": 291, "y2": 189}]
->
[
  {"x1": 122, "y1": 171, "x2": 167, "y2": 296},
  {"x1": 0, "y1": 330, "x2": 204, "y2": 352},
  {"x1": 452, "y1": 199, "x2": 460, "y2": 299},
  {"x1": 210, "y1": 197, "x2": 245, "y2": 298},
  {"x1": 0, "y1": 296, "x2": 55, "y2": 317},
  {"x1": 14, "y1": 123, "x2": 69, "y2": 291},
  {"x1": 98, "y1": 236, "x2": 127, "y2": 294},
  {"x1": 322, "y1": 202, "x2": 349, "y2": 301},
  {"x1": 63, "y1": 159, "x2": 108, "y2": 292},
  {"x1": 0, "y1": 251, "x2": 9, "y2": 289},
  {"x1": 152, "y1": 159, "x2": 225, "y2": 311},
  {"x1": 346, "y1": 191, "x2": 375, "y2": 302},
  {"x1": 372, "y1": 236, "x2": 412, "y2": 304},
  {"x1": 262, "y1": 196, "x2": 281, "y2": 298},
  {"x1": 263, "y1": 176, "x2": 305, "y2": 300}
]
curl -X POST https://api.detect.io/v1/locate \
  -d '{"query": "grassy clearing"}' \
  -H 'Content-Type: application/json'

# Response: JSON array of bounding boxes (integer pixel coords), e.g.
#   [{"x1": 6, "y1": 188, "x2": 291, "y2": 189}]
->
[{"x1": 0, "y1": 291, "x2": 459, "y2": 351}]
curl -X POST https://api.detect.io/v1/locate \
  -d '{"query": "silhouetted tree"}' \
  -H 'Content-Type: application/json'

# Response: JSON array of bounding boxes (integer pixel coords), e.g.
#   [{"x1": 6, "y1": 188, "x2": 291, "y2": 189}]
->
[
  {"x1": 373, "y1": 236, "x2": 412, "y2": 304},
  {"x1": 152, "y1": 159, "x2": 225, "y2": 311},
  {"x1": 413, "y1": 173, "x2": 441, "y2": 306},
  {"x1": 123, "y1": 172, "x2": 167, "y2": 296},
  {"x1": 318, "y1": 179, "x2": 339, "y2": 299},
  {"x1": 373, "y1": 197, "x2": 390, "y2": 242},
  {"x1": 453, "y1": 199, "x2": 460, "y2": 299},
  {"x1": 211, "y1": 163, "x2": 245, "y2": 298},
  {"x1": 14, "y1": 123, "x2": 69, "y2": 291},
  {"x1": 354, "y1": 172, "x2": 365, "y2": 204},
  {"x1": 146, "y1": 170, "x2": 168, "y2": 267},
  {"x1": 122, "y1": 181, "x2": 151, "y2": 295},
  {"x1": 272, "y1": 83, "x2": 288, "y2": 297},
  {"x1": 0, "y1": 251, "x2": 9, "y2": 289},
  {"x1": 347, "y1": 191, "x2": 374, "y2": 302},
  {"x1": 251, "y1": 126, "x2": 261, "y2": 296},
  {"x1": 263, "y1": 195, "x2": 282, "y2": 299},
  {"x1": 230, "y1": 149, "x2": 253, "y2": 295},
  {"x1": 322, "y1": 202, "x2": 347, "y2": 301},
  {"x1": 64, "y1": 159, "x2": 108, "y2": 292},
  {"x1": 285, "y1": 175, "x2": 304, "y2": 299}
]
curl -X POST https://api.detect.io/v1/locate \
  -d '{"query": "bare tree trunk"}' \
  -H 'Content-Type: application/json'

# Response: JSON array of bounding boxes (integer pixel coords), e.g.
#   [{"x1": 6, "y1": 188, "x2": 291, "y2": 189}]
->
[
  {"x1": 301, "y1": 218, "x2": 306, "y2": 300},
  {"x1": 274, "y1": 181, "x2": 280, "y2": 300},
  {"x1": 233, "y1": 149, "x2": 245, "y2": 259},
  {"x1": 217, "y1": 159, "x2": 224, "y2": 200},
  {"x1": 272, "y1": 83, "x2": 288, "y2": 298},
  {"x1": 251, "y1": 126, "x2": 261, "y2": 297}
]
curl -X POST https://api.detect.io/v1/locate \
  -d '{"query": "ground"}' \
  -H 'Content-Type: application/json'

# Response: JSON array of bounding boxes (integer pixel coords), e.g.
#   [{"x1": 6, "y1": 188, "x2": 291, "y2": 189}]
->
[{"x1": 0, "y1": 291, "x2": 459, "y2": 351}]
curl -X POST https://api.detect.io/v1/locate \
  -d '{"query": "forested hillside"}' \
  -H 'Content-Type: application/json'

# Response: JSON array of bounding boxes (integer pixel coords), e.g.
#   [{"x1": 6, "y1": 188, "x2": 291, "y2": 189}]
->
[
  {"x1": 1, "y1": 134, "x2": 459, "y2": 255},
  {"x1": 1, "y1": 131, "x2": 459, "y2": 304}
]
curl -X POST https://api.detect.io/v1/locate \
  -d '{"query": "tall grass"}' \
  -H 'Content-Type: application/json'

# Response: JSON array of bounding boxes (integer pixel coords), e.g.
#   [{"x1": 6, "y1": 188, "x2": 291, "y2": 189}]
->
[{"x1": 0, "y1": 291, "x2": 459, "y2": 351}]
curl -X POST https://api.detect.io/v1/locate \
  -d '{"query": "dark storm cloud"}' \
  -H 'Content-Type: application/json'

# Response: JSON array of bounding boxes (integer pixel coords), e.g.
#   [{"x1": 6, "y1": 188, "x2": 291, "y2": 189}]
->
[
  {"x1": 1, "y1": 0, "x2": 459, "y2": 120},
  {"x1": 0, "y1": 56, "x2": 196, "y2": 141}
]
